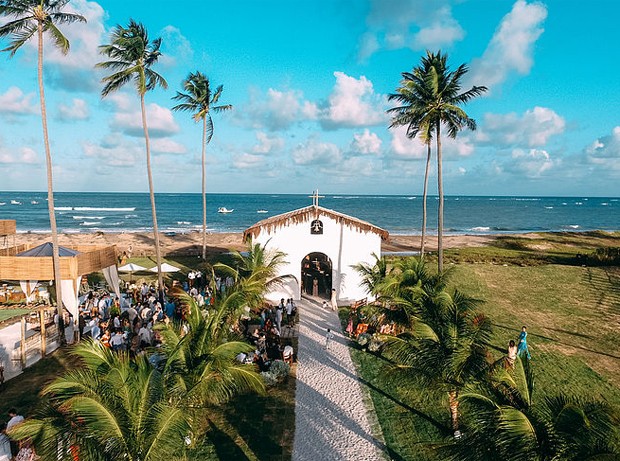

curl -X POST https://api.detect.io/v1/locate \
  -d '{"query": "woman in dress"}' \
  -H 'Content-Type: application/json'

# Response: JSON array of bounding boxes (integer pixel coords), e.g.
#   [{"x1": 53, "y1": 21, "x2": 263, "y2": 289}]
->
[{"x1": 517, "y1": 326, "x2": 531, "y2": 359}]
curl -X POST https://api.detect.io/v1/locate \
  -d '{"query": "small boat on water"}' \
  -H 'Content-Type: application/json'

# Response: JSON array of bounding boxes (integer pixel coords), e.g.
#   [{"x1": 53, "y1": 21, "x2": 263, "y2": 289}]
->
[
  {"x1": 10, "y1": 200, "x2": 22, "y2": 205},
  {"x1": 218, "y1": 207, "x2": 234, "y2": 214},
  {"x1": 0, "y1": 202, "x2": 5, "y2": 206},
  {"x1": 257, "y1": 209, "x2": 268, "y2": 213},
  {"x1": 31, "y1": 200, "x2": 39, "y2": 205}
]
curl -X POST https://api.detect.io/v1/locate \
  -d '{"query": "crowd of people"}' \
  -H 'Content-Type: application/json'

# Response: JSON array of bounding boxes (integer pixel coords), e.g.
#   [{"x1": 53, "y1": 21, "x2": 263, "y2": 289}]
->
[{"x1": 0, "y1": 409, "x2": 36, "y2": 461}]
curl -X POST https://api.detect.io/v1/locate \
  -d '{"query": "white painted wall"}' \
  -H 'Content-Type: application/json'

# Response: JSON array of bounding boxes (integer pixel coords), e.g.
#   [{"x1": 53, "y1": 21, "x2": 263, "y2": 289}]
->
[{"x1": 252, "y1": 214, "x2": 381, "y2": 304}]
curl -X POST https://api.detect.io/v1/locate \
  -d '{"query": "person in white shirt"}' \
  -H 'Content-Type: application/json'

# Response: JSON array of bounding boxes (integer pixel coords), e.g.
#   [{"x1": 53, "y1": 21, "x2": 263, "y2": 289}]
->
[
  {"x1": 110, "y1": 331, "x2": 125, "y2": 352},
  {"x1": 0, "y1": 423, "x2": 11, "y2": 461},
  {"x1": 6, "y1": 409, "x2": 24, "y2": 430},
  {"x1": 138, "y1": 325, "x2": 152, "y2": 347}
]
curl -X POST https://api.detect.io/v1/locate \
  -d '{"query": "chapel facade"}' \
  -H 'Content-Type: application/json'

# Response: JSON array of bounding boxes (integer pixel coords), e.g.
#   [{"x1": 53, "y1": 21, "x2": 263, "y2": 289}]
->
[{"x1": 243, "y1": 197, "x2": 389, "y2": 304}]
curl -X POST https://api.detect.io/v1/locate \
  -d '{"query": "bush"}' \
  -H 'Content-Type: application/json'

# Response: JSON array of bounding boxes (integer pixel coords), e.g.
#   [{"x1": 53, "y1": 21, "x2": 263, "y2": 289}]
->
[
  {"x1": 368, "y1": 337, "x2": 385, "y2": 353},
  {"x1": 261, "y1": 359, "x2": 290, "y2": 386},
  {"x1": 357, "y1": 333, "x2": 372, "y2": 347},
  {"x1": 587, "y1": 247, "x2": 620, "y2": 266}
]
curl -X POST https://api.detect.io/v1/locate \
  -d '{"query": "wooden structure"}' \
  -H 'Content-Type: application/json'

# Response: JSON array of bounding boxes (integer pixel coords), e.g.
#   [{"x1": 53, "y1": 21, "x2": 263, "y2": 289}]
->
[
  {"x1": 0, "y1": 243, "x2": 117, "y2": 280},
  {"x1": 0, "y1": 219, "x2": 17, "y2": 253}
]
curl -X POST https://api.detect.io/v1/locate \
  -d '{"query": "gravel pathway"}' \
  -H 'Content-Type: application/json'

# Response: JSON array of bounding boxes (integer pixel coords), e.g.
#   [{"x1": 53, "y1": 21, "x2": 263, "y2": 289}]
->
[{"x1": 292, "y1": 298, "x2": 386, "y2": 461}]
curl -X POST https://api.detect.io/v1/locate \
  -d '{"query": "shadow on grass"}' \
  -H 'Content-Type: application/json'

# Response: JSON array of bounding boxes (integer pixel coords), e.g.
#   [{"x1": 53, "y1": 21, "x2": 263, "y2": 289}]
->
[
  {"x1": 205, "y1": 419, "x2": 251, "y2": 461},
  {"x1": 493, "y1": 322, "x2": 620, "y2": 360}
]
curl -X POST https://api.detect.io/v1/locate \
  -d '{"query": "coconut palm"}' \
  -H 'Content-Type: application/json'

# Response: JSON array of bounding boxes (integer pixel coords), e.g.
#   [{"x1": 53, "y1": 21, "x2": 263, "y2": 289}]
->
[
  {"x1": 352, "y1": 253, "x2": 392, "y2": 301},
  {"x1": 9, "y1": 341, "x2": 189, "y2": 461},
  {"x1": 156, "y1": 289, "x2": 265, "y2": 457},
  {"x1": 214, "y1": 242, "x2": 287, "y2": 312},
  {"x1": 389, "y1": 51, "x2": 487, "y2": 272},
  {"x1": 385, "y1": 287, "x2": 492, "y2": 435},
  {"x1": 96, "y1": 19, "x2": 167, "y2": 293},
  {"x1": 0, "y1": 0, "x2": 86, "y2": 339},
  {"x1": 442, "y1": 357, "x2": 620, "y2": 460},
  {"x1": 172, "y1": 72, "x2": 232, "y2": 260}
]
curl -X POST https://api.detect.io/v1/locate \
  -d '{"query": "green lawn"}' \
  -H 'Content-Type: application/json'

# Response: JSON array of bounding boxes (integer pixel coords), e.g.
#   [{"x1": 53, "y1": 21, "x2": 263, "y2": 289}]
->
[
  {"x1": 0, "y1": 308, "x2": 32, "y2": 323},
  {"x1": 345, "y1": 248, "x2": 620, "y2": 460}
]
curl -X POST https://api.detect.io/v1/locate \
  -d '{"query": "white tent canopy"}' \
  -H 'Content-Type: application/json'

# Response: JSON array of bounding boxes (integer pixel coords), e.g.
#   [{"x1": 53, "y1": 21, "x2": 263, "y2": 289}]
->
[
  {"x1": 118, "y1": 263, "x2": 147, "y2": 272},
  {"x1": 14, "y1": 242, "x2": 120, "y2": 320},
  {"x1": 149, "y1": 262, "x2": 180, "y2": 273}
]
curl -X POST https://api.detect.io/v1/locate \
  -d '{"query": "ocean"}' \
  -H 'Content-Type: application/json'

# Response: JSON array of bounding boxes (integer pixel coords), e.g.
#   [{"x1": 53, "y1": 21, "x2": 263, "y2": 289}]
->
[{"x1": 0, "y1": 192, "x2": 618, "y2": 235}]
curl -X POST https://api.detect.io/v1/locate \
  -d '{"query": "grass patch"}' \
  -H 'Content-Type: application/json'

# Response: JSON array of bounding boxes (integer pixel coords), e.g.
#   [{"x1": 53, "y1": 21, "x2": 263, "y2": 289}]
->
[
  {"x1": 345, "y1": 234, "x2": 620, "y2": 459},
  {"x1": 0, "y1": 308, "x2": 32, "y2": 323},
  {"x1": 0, "y1": 347, "x2": 75, "y2": 417}
]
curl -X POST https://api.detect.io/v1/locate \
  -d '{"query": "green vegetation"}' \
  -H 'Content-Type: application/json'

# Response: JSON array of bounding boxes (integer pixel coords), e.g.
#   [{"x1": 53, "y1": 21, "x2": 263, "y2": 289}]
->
[
  {"x1": 7, "y1": 243, "x2": 295, "y2": 460},
  {"x1": 388, "y1": 51, "x2": 487, "y2": 272},
  {"x1": 349, "y1": 242, "x2": 620, "y2": 460},
  {"x1": 0, "y1": 308, "x2": 32, "y2": 323},
  {"x1": 172, "y1": 71, "x2": 233, "y2": 260}
]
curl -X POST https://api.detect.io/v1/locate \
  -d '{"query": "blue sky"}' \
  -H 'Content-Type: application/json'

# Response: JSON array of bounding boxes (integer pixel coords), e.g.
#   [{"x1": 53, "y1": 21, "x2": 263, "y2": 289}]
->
[{"x1": 0, "y1": 0, "x2": 618, "y2": 196}]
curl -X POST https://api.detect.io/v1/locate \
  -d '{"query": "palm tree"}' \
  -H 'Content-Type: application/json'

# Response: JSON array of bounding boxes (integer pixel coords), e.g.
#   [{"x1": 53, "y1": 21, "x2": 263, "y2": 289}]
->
[
  {"x1": 172, "y1": 72, "x2": 232, "y2": 260},
  {"x1": 97, "y1": 19, "x2": 167, "y2": 293},
  {"x1": 442, "y1": 357, "x2": 620, "y2": 460},
  {"x1": 385, "y1": 287, "x2": 493, "y2": 435},
  {"x1": 156, "y1": 290, "x2": 265, "y2": 457},
  {"x1": 389, "y1": 51, "x2": 487, "y2": 272},
  {"x1": 214, "y1": 242, "x2": 287, "y2": 312},
  {"x1": 0, "y1": 0, "x2": 86, "y2": 340},
  {"x1": 9, "y1": 341, "x2": 189, "y2": 460}
]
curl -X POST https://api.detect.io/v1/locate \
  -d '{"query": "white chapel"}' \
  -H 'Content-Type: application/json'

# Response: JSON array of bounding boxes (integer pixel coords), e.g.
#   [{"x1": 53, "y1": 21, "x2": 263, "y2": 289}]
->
[{"x1": 243, "y1": 192, "x2": 389, "y2": 304}]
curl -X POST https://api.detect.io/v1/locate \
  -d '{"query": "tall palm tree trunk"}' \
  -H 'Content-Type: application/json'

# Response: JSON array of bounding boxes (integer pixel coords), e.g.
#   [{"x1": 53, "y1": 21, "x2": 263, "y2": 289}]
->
[
  {"x1": 420, "y1": 142, "x2": 431, "y2": 259},
  {"x1": 201, "y1": 117, "x2": 207, "y2": 260},
  {"x1": 38, "y1": 22, "x2": 65, "y2": 344},
  {"x1": 140, "y1": 94, "x2": 164, "y2": 292},
  {"x1": 436, "y1": 123, "x2": 444, "y2": 273}
]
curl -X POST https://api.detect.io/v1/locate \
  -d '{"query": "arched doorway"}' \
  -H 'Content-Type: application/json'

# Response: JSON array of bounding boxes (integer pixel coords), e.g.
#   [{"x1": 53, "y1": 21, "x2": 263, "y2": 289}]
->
[{"x1": 301, "y1": 252, "x2": 332, "y2": 299}]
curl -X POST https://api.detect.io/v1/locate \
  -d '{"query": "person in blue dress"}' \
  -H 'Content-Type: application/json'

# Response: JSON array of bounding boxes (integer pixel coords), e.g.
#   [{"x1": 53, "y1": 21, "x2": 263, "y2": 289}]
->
[{"x1": 517, "y1": 325, "x2": 531, "y2": 359}]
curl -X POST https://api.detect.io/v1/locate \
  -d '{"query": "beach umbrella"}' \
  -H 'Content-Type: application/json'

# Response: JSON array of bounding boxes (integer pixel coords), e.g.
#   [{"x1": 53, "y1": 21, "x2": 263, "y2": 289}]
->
[
  {"x1": 149, "y1": 262, "x2": 181, "y2": 273},
  {"x1": 118, "y1": 263, "x2": 148, "y2": 273},
  {"x1": 118, "y1": 263, "x2": 148, "y2": 280}
]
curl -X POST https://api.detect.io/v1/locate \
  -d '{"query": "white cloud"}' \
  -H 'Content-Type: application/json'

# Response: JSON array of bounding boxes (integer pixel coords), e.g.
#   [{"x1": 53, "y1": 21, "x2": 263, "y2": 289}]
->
[
  {"x1": 479, "y1": 106, "x2": 565, "y2": 147},
  {"x1": 151, "y1": 138, "x2": 187, "y2": 155},
  {"x1": 0, "y1": 87, "x2": 37, "y2": 115},
  {"x1": 585, "y1": 126, "x2": 620, "y2": 159},
  {"x1": 390, "y1": 125, "x2": 474, "y2": 159},
  {"x1": 350, "y1": 129, "x2": 382, "y2": 155},
  {"x1": 504, "y1": 148, "x2": 555, "y2": 177},
  {"x1": 83, "y1": 136, "x2": 141, "y2": 168},
  {"x1": 320, "y1": 72, "x2": 387, "y2": 129},
  {"x1": 292, "y1": 137, "x2": 342, "y2": 165},
  {"x1": 58, "y1": 98, "x2": 89, "y2": 121},
  {"x1": 238, "y1": 88, "x2": 317, "y2": 131},
  {"x1": 469, "y1": 0, "x2": 547, "y2": 91},
  {"x1": 0, "y1": 146, "x2": 38, "y2": 164},
  {"x1": 253, "y1": 131, "x2": 285, "y2": 155},
  {"x1": 359, "y1": 0, "x2": 464, "y2": 60},
  {"x1": 232, "y1": 153, "x2": 266, "y2": 169},
  {"x1": 159, "y1": 26, "x2": 194, "y2": 67},
  {"x1": 112, "y1": 103, "x2": 180, "y2": 138},
  {"x1": 42, "y1": 0, "x2": 106, "y2": 91},
  {"x1": 583, "y1": 127, "x2": 620, "y2": 174}
]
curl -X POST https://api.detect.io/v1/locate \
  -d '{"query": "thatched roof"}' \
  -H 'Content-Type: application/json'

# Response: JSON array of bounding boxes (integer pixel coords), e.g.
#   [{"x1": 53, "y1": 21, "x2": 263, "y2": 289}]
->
[{"x1": 243, "y1": 205, "x2": 389, "y2": 242}]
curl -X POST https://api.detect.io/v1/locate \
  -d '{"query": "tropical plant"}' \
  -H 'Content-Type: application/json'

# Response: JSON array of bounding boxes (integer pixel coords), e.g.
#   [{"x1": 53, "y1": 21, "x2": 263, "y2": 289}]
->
[
  {"x1": 441, "y1": 357, "x2": 620, "y2": 460},
  {"x1": 214, "y1": 242, "x2": 287, "y2": 312},
  {"x1": 384, "y1": 287, "x2": 492, "y2": 435},
  {"x1": 96, "y1": 19, "x2": 167, "y2": 292},
  {"x1": 9, "y1": 341, "x2": 189, "y2": 461},
  {"x1": 157, "y1": 289, "x2": 265, "y2": 410},
  {"x1": 156, "y1": 289, "x2": 265, "y2": 457},
  {"x1": 0, "y1": 0, "x2": 86, "y2": 340},
  {"x1": 172, "y1": 72, "x2": 232, "y2": 260},
  {"x1": 352, "y1": 253, "x2": 392, "y2": 301},
  {"x1": 388, "y1": 50, "x2": 487, "y2": 272}
]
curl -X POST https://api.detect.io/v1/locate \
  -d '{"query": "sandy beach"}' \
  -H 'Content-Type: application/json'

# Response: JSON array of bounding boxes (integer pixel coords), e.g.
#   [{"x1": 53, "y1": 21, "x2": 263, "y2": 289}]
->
[{"x1": 9, "y1": 230, "x2": 506, "y2": 258}]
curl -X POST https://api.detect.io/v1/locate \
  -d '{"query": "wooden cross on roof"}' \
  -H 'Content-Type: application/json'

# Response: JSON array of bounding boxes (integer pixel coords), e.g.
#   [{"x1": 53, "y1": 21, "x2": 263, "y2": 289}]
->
[{"x1": 309, "y1": 189, "x2": 325, "y2": 207}]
